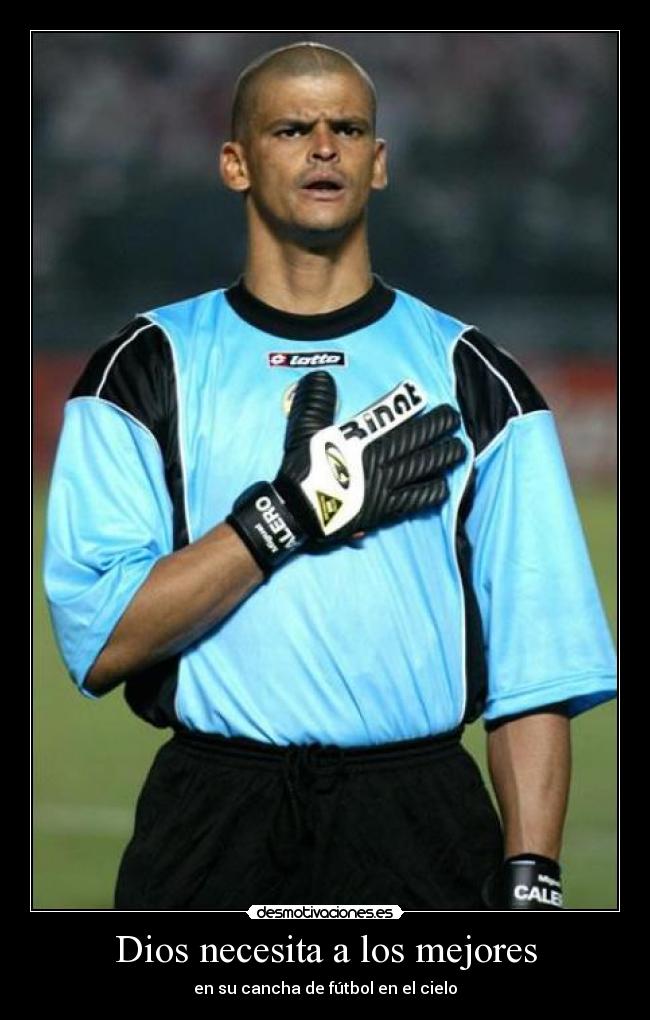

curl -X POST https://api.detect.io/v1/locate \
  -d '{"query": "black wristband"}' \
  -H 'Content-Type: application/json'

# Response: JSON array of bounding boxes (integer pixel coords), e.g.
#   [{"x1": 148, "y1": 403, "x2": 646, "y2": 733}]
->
[
  {"x1": 227, "y1": 481, "x2": 306, "y2": 576},
  {"x1": 504, "y1": 853, "x2": 563, "y2": 910}
]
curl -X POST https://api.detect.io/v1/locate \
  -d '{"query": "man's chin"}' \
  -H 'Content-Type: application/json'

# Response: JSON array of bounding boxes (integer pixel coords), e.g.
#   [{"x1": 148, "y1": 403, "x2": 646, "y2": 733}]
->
[
  {"x1": 286, "y1": 212, "x2": 366, "y2": 251},
  {"x1": 257, "y1": 202, "x2": 363, "y2": 250},
  {"x1": 292, "y1": 222, "x2": 352, "y2": 250}
]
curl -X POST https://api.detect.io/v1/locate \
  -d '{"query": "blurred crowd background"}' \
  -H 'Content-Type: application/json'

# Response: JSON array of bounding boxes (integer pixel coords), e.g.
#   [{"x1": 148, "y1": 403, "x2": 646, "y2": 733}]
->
[{"x1": 33, "y1": 31, "x2": 617, "y2": 908}]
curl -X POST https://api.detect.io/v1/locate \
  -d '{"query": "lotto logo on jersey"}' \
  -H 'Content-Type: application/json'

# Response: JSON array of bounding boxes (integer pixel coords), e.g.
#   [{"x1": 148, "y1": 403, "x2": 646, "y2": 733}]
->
[{"x1": 268, "y1": 352, "x2": 347, "y2": 368}]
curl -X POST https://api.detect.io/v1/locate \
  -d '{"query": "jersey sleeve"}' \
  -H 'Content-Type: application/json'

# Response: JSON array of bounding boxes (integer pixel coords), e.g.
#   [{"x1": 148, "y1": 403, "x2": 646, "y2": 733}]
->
[
  {"x1": 43, "y1": 319, "x2": 179, "y2": 696},
  {"x1": 456, "y1": 329, "x2": 616, "y2": 724}
]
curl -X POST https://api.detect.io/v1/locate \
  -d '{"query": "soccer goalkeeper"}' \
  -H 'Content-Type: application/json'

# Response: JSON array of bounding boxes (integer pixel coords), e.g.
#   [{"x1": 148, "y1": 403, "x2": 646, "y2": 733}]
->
[{"x1": 44, "y1": 41, "x2": 616, "y2": 910}]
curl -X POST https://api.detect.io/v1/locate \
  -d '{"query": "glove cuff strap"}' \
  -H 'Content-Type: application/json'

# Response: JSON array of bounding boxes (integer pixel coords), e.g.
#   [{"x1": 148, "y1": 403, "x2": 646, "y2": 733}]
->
[
  {"x1": 504, "y1": 854, "x2": 563, "y2": 910},
  {"x1": 227, "y1": 481, "x2": 306, "y2": 576}
]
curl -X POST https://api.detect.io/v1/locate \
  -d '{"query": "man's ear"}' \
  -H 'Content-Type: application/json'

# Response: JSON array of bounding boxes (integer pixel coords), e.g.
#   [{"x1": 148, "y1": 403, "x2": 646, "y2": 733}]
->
[
  {"x1": 371, "y1": 138, "x2": 388, "y2": 192},
  {"x1": 220, "y1": 141, "x2": 250, "y2": 193}
]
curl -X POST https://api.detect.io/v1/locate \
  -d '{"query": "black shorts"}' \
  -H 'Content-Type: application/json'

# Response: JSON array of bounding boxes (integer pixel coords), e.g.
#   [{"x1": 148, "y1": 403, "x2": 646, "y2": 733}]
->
[{"x1": 114, "y1": 727, "x2": 504, "y2": 910}]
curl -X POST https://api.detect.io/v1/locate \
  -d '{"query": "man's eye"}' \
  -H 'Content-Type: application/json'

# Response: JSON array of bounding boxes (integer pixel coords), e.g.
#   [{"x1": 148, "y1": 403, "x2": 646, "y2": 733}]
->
[
  {"x1": 338, "y1": 125, "x2": 363, "y2": 136},
  {"x1": 276, "y1": 126, "x2": 305, "y2": 138}
]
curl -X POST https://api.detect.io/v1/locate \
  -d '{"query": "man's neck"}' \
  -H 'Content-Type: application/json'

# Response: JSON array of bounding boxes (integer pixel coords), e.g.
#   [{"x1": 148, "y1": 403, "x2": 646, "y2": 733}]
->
[{"x1": 242, "y1": 231, "x2": 374, "y2": 315}]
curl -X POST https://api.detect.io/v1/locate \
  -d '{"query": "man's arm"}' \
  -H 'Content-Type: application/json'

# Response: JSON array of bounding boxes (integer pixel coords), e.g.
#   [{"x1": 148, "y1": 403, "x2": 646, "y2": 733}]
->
[
  {"x1": 86, "y1": 522, "x2": 263, "y2": 694},
  {"x1": 487, "y1": 711, "x2": 571, "y2": 860},
  {"x1": 68, "y1": 370, "x2": 464, "y2": 698}
]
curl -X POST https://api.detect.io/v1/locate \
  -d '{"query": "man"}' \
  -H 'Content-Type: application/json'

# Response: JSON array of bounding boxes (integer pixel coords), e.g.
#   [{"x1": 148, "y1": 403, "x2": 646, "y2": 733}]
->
[{"x1": 44, "y1": 42, "x2": 616, "y2": 910}]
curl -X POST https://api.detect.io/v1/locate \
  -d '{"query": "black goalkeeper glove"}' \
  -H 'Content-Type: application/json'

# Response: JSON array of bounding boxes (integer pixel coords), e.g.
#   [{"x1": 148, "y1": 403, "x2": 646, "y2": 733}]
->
[
  {"x1": 227, "y1": 370, "x2": 466, "y2": 576},
  {"x1": 483, "y1": 854, "x2": 564, "y2": 910}
]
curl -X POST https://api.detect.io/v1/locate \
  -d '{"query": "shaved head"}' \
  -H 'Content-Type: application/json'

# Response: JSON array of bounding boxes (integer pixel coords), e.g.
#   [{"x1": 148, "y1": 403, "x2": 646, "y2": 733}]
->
[{"x1": 230, "y1": 42, "x2": 377, "y2": 142}]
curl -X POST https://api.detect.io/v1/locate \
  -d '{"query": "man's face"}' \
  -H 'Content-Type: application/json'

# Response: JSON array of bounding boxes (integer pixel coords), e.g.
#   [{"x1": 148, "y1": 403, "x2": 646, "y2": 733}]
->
[{"x1": 223, "y1": 71, "x2": 387, "y2": 244}]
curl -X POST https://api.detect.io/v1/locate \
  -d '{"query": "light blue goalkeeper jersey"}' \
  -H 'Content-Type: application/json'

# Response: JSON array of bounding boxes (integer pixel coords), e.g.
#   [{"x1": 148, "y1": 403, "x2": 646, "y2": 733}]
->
[{"x1": 44, "y1": 276, "x2": 616, "y2": 744}]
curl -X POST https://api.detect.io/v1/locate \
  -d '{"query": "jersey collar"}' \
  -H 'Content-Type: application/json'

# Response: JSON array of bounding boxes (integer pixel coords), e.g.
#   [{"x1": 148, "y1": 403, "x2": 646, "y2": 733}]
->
[{"x1": 224, "y1": 274, "x2": 396, "y2": 341}]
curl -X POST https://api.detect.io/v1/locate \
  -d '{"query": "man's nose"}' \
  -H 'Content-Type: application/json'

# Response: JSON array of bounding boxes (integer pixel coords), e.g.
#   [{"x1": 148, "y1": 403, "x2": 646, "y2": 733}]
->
[{"x1": 309, "y1": 125, "x2": 339, "y2": 161}]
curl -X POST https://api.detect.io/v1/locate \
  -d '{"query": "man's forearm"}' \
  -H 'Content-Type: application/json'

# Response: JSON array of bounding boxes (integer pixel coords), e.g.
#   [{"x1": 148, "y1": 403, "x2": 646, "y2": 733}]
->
[
  {"x1": 487, "y1": 712, "x2": 571, "y2": 860},
  {"x1": 85, "y1": 522, "x2": 264, "y2": 694}
]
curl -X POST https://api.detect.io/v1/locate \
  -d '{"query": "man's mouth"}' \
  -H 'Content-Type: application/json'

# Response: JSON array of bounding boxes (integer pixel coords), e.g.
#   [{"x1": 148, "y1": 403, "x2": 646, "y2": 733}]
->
[
  {"x1": 303, "y1": 181, "x2": 343, "y2": 191},
  {"x1": 301, "y1": 175, "x2": 346, "y2": 197}
]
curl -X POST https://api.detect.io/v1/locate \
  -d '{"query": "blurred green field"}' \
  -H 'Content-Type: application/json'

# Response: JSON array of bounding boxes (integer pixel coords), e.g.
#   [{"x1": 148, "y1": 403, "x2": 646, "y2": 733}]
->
[{"x1": 33, "y1": 483, "x2": 617, "y2": 909}]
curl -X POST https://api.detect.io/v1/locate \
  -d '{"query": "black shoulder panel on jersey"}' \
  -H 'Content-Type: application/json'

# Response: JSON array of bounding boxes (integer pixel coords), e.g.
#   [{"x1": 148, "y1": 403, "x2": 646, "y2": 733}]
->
[
  {"x1": 72, "y1": 317, "x2": 189, "y2": 731},
  {"x1": 71, "y1": 317, "x2": 170, "y2": 437},
  {"x1": 71, "y1": 316, "x2": 188, "y2": 552},
  {"x1": 454, "y1": 328, "x2": 548, "y2": 455}
]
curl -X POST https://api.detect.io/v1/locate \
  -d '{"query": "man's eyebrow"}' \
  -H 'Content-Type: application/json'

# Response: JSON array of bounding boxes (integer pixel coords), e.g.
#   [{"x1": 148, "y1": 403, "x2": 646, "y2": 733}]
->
[
  {"x1": 265, "y1": 116, "x2": 372, "y2": 130},
  {"x1": 330, "y1": 117, "x2": 372, "y2": 129}
]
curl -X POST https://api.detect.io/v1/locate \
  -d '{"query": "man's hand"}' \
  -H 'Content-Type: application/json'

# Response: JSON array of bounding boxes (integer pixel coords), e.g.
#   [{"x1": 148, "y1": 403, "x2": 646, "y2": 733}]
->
[{"x1": 227, "y1": 370, "x2": 466, "y2": 575}]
